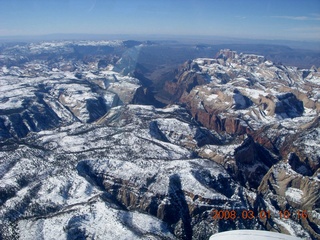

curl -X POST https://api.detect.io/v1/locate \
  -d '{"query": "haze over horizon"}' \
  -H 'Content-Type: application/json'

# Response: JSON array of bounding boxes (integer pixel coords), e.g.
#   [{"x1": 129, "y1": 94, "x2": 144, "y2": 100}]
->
[{"x1": 0, "y1": 0, "x2": 319, "y2": 42}]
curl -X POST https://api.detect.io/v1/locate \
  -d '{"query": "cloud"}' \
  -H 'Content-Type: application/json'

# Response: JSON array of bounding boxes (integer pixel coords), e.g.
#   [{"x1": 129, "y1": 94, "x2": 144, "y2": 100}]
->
[{"x1": 272, "y1": 15, "x2": 320, "y2": 21}]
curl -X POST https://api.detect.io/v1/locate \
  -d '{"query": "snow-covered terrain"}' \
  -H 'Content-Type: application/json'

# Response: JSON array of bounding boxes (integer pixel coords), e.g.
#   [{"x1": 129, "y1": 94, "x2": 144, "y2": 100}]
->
[
  {"x1": 183, "y1": 49, "x2": 319, "y2": 131},
  {"x1": 0, "y1": 42, "x2": 319, "y2": 239}
]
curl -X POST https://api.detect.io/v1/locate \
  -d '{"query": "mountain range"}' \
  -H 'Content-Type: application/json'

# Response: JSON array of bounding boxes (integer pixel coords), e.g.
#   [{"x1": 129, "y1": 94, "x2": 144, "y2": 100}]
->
[{"x1": 0, "y1": 40, "x2": 319, "y2": 240}]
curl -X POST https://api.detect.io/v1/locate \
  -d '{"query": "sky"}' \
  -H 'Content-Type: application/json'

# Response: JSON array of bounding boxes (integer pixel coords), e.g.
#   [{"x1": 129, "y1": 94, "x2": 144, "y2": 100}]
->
[{"x1": 0, "y1": 0, "x2": 319, "y2": 41}]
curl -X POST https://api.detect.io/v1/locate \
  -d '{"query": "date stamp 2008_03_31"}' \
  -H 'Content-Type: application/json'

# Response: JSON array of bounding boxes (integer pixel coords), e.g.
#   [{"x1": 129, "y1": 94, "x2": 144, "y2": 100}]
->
[{"x1": 211, "y1": 209, "x2": 310, "y2": 221}]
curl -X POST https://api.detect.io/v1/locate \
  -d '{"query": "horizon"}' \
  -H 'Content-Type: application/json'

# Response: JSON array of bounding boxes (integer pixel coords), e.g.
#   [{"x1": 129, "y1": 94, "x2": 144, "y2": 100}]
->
[
  {"x1": 1, "y1": 33, "x2": 320, "y2": 52},
  {"x1": 0, "y1": 0, "x2": 319, "y2": 42}
]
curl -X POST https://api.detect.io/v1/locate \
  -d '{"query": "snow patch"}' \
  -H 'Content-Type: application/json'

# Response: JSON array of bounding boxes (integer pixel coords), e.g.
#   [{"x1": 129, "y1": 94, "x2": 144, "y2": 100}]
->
[{"x1": 285, "y1": 187, "x2": 303, "y2": 204}]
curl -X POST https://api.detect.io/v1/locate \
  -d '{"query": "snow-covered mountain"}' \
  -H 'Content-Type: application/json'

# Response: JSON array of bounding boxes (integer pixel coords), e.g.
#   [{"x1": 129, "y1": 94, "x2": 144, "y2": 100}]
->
[
  {"x1": 0, "y1": 42, "x2": 319, "y2": 239},
  {"x1": 0, "y1": 40, "x2": 161, "y2": 140},
  {"x1": 165, "y1": 49, "x2": 319, "y2": 128}
]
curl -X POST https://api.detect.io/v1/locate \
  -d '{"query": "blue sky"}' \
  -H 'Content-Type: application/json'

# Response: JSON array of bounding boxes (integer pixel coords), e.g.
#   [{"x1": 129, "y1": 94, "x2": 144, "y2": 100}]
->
[{"x1": 0, "y1": 0, "x2": 319, "y2": 41}]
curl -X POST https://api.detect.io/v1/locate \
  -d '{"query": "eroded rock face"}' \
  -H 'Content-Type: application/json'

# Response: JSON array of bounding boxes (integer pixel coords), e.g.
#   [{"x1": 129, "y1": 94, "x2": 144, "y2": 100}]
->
[
  {"x1": 163, "y1": 60, "x2": 209, "y2": 102},
  {"x1": 252, "y1": 115, "x2": 320, "y2": 175},
  {"x1": 255, "y1": 92, "x2": 304, "y2": 119},
  {"x1": 232, "y1": 136, "x2": 278, "y2": 189},
  {"x1": 198, "y1": 135, "x2": 279, "y2": 190},
  {"x1": 164, "y1": 49, "x2": 319, "y2": 137},
  {"x1": 257, "y1": 161, "x2": 320, "y2": 239},
  {"x1": 275, "y1": 93, "x2": 304, "y2": 118}
]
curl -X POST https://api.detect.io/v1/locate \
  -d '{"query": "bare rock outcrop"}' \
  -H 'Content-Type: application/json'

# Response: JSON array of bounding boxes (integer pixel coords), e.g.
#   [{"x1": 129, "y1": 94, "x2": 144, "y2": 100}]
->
[
  {"x1": 257, "y1": 160, "x2": 320, "y2": 239},
  {"x1": 162, "y1": 50, "x2": 319, "y2": 140}
]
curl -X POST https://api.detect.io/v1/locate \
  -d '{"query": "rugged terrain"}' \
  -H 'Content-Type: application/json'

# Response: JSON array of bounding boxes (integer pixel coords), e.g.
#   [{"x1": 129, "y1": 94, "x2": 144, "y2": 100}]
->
[{"x1": 0, "y1": 41, "x2": 319, "y2": 239}]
